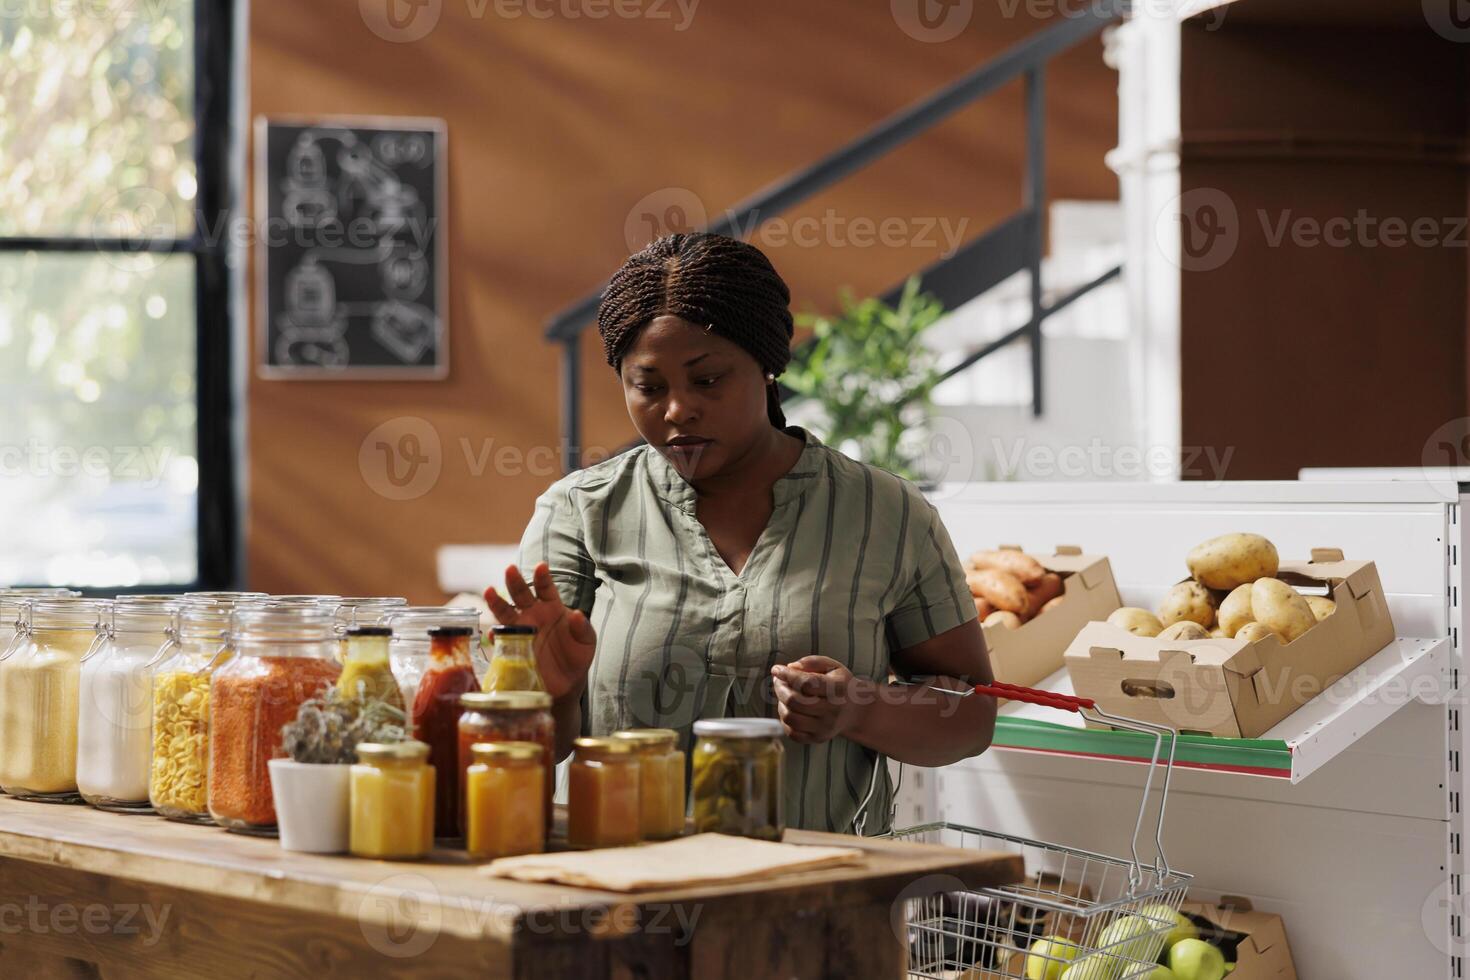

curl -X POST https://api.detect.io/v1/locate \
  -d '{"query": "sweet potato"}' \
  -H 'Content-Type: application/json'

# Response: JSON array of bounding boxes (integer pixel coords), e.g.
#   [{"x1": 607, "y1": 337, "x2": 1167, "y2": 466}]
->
[
  {"x1": 973, "y1": 596, "x2": 995, "y2": 620},
  {"x1": 1022, "y1": 572, "x2": 1064, "y2": 619},
  {"x1": 983, "y1": 610, "x2": 1023, "y2": 631},
  {"x1": 967, "y1": 549, "x2": 1046, "y2": 586},
  {"x1": 966, "y1": 568, "x2": 1027, "y2": 614}
]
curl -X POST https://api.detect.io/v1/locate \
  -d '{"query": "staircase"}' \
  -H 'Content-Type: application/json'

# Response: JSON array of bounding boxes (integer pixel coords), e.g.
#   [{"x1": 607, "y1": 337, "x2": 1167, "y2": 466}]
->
[{"x1": 546, "y1": 3, "x2": 1131, "y2": 474}]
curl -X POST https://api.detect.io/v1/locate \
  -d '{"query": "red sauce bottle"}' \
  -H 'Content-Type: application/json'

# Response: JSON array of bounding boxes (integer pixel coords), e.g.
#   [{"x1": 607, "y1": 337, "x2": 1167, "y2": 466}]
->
[{"x1": 411, "y1": 625, "x2": 479, "y2": 838}]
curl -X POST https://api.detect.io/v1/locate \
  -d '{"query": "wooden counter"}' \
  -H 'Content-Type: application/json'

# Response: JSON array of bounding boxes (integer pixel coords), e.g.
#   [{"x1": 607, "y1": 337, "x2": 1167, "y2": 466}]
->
[{"x1": 0, "y1": 798, "x2": 1021, "y2": 978}]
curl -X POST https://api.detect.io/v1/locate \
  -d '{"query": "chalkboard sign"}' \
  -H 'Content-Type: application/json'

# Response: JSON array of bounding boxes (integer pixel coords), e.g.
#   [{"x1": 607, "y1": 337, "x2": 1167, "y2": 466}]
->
[{"x1": 255, "y1": 116, "x2": 447, "y2": 378}]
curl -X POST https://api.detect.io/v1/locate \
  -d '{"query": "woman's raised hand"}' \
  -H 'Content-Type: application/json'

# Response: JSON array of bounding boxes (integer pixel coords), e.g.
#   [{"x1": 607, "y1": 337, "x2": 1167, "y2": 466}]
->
[{"x1": 484, "y1": 562, "x2": 596, "y2": 700}]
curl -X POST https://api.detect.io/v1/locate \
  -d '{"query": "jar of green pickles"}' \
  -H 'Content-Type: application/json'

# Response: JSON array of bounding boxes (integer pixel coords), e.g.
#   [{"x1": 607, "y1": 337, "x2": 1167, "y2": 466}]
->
[{"x1": 690, "y1": 718, "x2": 785, "y2": 841}]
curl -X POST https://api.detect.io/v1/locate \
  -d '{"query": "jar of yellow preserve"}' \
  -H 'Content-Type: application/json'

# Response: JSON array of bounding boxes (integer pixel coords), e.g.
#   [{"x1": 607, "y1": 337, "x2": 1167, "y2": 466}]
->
[
  {"x1": 613, "y1": 728, "x2": 686, "y2": 840},
  {"x1": 350, "y1": 741, "x2": 435, "y2": 860},
  {"x1": 465, "y1": 741, "x2": 546, "y2": 859},
  {"x1": 482, "y1": 624, "x2": 545, "y2": 693},
  {"x1": 568, "y1": 736, "x2": 641, "y2": 849},
  {"x1": 0, "y1": 598, "x2": 108, "y2": 800},
  {"x1": 338, "y1": 626, "x2": 406, "y2": 713}
]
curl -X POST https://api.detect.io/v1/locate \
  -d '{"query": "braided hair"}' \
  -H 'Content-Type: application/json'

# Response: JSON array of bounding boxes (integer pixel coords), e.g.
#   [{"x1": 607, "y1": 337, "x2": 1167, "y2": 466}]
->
[{"x1": 596, "y1": 232, "x2": 794, "y2": 428}]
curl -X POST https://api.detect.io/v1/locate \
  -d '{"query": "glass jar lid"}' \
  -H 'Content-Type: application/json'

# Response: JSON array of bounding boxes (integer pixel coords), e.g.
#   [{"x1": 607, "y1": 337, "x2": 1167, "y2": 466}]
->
[
  {"x1": 470, "y1": 740, "x2": 544, "y2": 763},
  {"x1": 356, "y1": 740, "x2": 431, "y2": 763},
  {"x1": 111, "y1": 596, "x2": 180, "y2": 633},
  {"x1": 612, "y1": 728, "x2": 678, "y2": 751},
  {"x1": 460, "y1": 691, "x2": 552, "y2": 711},
  {"x1": 573, "y1": 736, "x2": 635, "y2": 758},
  {"x1": 229, "y1": 605, "x2": 333, "y2": 643},
  {"x1": 28, "y1": 598, "x2": 109, "y2": 631},
  {"x1": 266, "y1": 595, "x2": 342, "y2": 608},
  {"x1": 693, "y1": 718, "x2": 784, "y2": 739},
  {"x1": 333, "y1": 597, "x2": 409, "y2": 629},
  {"x1": 183, "y1": 591, "x2": 269, "y2": 601}
]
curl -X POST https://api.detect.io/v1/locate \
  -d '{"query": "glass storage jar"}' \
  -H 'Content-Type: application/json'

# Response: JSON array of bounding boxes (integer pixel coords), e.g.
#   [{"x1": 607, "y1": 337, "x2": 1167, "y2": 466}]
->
[
  {"x1": 183, "y1": 591, "x2": 269, "y2": 602},
  {"x1": 338, "y1": 626, "x2": 406, "y2": 713},
  {"x1": 482, "y1": 624, "x2": 545, "y2": 693},
  {"x1": 465, "y1": 741, "x2": 546, "y2": 860},
  {"x1": 691, "y1": 718, "x2": 785, "y2": 841},
  {"x1": 332, "y1": 597, "x2": 408, "y2": 661},
  {"x1": 568, "y1": 737, "x2": 641, "y2": 849},
  {"x1": 77, "y1": 596, "x2": 179, "y2": 811},
  {"x1": 0, "y1": 598, "x2": 109, "y2": 801},
  {"x1": 612, "y1": 728, "x2": 686, "y2": 840},
  {"x1": 410, "y1": 625, "x2": 480, "y2": 838},
  {"x1": 208, "y1": 606, "x2": 341, "y2": 833},
  {"x1": 457, "y1": 691, "x2": 555, "y2": 833},
  {"x1": 350, "y1": 740, "x2": 435, "y2": 860},
  {"x1": 149, "y1": 596, "x2": 254, "y2": 823}
]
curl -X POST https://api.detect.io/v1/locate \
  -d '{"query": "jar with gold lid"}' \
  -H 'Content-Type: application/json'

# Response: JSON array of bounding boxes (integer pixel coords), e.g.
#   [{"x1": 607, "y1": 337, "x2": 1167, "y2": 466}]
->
[
  {"x1": 350, "y1": 740, "x2": 435, "y2": 860},
  {"x1": 691, "y1": 718, "x2": 785, "y2": 841},
  {"x1": 612, "y1": 728, "x2": 685, "y2": 840},
  {"x1": 465, "y1": 741, "x2": 546, "y2": 859},
  {"x1": 457, "y1": 691, "x2": 554, "y2": 833},
  {"x1": 568, "y1": 736, "x2": 641, "y2": 849}
]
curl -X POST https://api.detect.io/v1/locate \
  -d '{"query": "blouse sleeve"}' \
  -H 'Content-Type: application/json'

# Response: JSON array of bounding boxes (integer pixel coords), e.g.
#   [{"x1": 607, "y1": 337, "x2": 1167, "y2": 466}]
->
[
  {"x1": 884, "y1": 493, "x2": 977, "y2": 651},
  {"x1": 517, "y1": 478, "x2": 597, "y2": 616}
]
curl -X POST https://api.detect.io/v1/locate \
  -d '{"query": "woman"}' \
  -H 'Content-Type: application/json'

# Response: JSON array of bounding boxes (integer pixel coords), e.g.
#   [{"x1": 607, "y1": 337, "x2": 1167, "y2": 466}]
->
[{"x1": 485, "y1": 232, "x2": 996, "y2": 835}]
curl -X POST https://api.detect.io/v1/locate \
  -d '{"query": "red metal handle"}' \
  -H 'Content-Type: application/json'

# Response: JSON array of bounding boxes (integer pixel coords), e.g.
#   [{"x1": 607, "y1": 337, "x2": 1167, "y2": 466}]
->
[{"x1": 973, "y1": 680, "x2": 1095, "y2": 713}]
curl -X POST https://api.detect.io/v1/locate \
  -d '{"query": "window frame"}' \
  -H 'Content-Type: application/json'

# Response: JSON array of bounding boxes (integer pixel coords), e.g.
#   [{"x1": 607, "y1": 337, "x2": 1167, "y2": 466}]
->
[{"x1": 0, "y1": 0, "x2": 242, "y2": 594}]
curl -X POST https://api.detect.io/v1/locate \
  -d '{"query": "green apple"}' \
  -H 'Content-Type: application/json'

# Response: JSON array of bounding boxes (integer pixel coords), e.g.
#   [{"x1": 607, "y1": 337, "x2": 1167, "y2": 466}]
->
[
  {"x1": 1098, "y1": 914, "x2": 1161, "y2": 968},
  {"x1": 1144, "y1": 968, "x2": 1178, "y2": 980},
  {"x1": 1026, "y1": 935, "x2": 1081, "y2": 980},
  {"x1": 1138, "y1": 903, "x2": 1198, "y2": 952},
  {"x1": 1168, "y1": 938, "x2": 1227, "y2": 980},
  {"x1": 1058, "y1": 956, "x2": 1115, "y2": 980}
]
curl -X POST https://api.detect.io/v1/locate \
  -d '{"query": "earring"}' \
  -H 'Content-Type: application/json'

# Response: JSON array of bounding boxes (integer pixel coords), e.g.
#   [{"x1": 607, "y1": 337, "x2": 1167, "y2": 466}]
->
[{"x1": 765, "y1": 373, "x2": 775, "y2": 382}]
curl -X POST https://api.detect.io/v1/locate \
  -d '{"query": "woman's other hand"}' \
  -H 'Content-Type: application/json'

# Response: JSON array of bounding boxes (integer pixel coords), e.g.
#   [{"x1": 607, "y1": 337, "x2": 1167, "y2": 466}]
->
[
  {"x1": 484, "y1": 562, "x2": 596, "y2": 700},
  {"x1": 770, "y1": 655, "x2": 870, "y2": 744}
]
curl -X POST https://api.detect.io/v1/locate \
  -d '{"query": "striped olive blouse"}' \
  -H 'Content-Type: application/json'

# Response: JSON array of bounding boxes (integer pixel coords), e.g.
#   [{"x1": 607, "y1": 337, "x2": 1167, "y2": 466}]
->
[{"x1": 518, "y1": 425, "x2": 977, "y2": 835}]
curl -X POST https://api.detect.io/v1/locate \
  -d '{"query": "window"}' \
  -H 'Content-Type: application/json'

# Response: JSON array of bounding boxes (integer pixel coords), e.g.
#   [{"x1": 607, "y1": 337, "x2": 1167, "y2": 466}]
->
[{"x1": 0, "y1": 1, "x2": 237, "y2": 590}]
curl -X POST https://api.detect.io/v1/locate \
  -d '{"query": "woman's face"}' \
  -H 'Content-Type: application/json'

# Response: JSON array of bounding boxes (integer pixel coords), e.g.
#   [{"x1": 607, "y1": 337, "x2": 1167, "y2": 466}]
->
[{"x1": 619, "y1": 315, "x2": 771, "y2": 480}]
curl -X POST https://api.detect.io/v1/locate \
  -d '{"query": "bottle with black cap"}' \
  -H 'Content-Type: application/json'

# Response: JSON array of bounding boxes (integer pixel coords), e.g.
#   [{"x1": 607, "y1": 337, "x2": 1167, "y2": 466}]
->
[{"x1": 483, "y1": 624, "x2": 545, "y2": 693}]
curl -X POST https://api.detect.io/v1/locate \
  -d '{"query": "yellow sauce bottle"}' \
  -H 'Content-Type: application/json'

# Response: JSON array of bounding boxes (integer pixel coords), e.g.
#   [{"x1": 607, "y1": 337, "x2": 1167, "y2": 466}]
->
[
  {"x1": 465, "y1": 741, "x2": 546, "y2": 860},
  {"x1": 482, "y1": 625, "x2": 545, "y2": 693},
  {"x1": 338, "y1": 626, "x2": 406, "y2": 712},
  {"x1": 350, "y1": 741, "x2": 435, "y2": 860},
  {"x1": 612, "y1": 728, "x2": 686, "y2": 840},
  {"x1": 568, "y1": 737, "x2": 641, "y2": 849}
]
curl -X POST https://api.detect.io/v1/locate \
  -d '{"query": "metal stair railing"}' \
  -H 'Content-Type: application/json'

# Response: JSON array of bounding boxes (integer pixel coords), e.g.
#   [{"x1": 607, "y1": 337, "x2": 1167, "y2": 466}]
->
[{"x1": 546, "y1": 2, "x2": 1127, "y2": 470}]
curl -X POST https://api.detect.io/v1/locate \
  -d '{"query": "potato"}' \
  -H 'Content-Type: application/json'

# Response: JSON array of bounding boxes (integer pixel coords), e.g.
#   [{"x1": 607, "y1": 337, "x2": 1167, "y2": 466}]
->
[
  {"x1": 1305, "y1": 595, "x2": 1336, "y2": 622},
  {"x1": 1107, "y1": 607, "x2": 1164, "y2": 638},
  {"x1": 983, "y1": 610, "x2": 1022, "y2": 631},
  {"x1": 1186, "y1": 533, "x2": 1279, "y2": 590},
  {"x1": 1209, "y1": 626, "x2": 1228, "y2": 639},
  {"x1": 1040, "y1": 595, "x2": 1065, "y2": 615},
  {"x1": 966, "y1": 568, "x2": 1027, "y2": 614},
  {"x1": 1157, "y1": 581, "x2": 1218, "y2": 629},
  {"x1": 1217, "y1": 583, "x2": 1255, "y2": 638},
  {"x1": 1235, "y1": 622, "x2": 1278, "y2": 644},
  {"x1": 1250, "y1": 577, "x2": 1316, "y2": 643},
  {"x1": 1158, "y1": 621, "x2": 1209, "y2": 641},
  {"x1": 1022, "y1": 573, "x2": 1064, "y2": 619},
  {"x1": 968, "y1": 550, "x2": 1047, "y2": 586},
  {"x1": 973, "y1": 596, "x2": 995, "y2": 621}
]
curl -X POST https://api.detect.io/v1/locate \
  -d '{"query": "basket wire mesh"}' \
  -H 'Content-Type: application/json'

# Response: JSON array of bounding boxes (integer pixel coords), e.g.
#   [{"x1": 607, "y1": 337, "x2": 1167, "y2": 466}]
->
[{"x1": 891, "y1": 682, "x2": 1194, "y2": 980}]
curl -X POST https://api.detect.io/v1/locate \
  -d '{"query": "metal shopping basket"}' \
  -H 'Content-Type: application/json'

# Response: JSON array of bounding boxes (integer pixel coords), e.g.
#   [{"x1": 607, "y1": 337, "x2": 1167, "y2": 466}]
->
[{"x1": 889, "y1": 681, "x2": 1193, "y2": 980}]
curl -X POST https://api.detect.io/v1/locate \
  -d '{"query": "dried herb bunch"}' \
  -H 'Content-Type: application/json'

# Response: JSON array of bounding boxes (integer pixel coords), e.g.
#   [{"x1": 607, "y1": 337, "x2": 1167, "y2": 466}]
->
[{"x1": 281, "y1": 688, "x2": 407, "y2": 764}]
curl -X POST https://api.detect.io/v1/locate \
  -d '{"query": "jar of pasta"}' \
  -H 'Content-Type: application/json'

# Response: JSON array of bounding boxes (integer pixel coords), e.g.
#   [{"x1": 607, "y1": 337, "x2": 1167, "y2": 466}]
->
[
  {"x1": 77, "y1": 596, "x2": 179, "y2": 811},
  {"x1": 350, "y1": 740, "x2": 435, "y2": 860},
  {"x1": 338, "y1": 626, "x2": 406, "y2": 713},
  {"x1": 568, "y1": 736, "x2": 641, "y2": 849},
  {"x1": 482, "y1": 624, "x2": 545, "y2": 693},
  {"x1": 691, "y1": 718, "x2": 785, "y2": 841},
  {"x1": 149, "y1": 597, "x2": 253, "y2": 822},
  {"x1": 208, "y1": 606, "x2": 340, "y2": 833},
  {"x1": 612, "y1": 728, "x2": 686, "y2": 840},
  {"x1": 457, "y1": 691, "x2": 555, "y2": 833},
  {"x1": 0, "y1": 598, "x2": 109, "y2": 801},
  {"x1": 465, "y1": 741, "x2": 546, "y2": 860}
]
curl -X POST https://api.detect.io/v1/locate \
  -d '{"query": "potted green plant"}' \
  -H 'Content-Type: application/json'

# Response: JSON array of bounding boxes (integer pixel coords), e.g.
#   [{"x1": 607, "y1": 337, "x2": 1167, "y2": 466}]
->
[
  {"x1": 270, "y1": 690, "x2": 406, "y2": 853},
  {"x1": 783, "y1": 276, "x2": 946, "y2": 482}
]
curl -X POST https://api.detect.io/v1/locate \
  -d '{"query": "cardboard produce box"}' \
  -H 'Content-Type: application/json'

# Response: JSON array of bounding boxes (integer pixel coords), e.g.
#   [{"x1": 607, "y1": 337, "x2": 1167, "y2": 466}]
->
[
  {"x1": 973, "y1": 546, "x2": 1122, "y2": 690},
  {"x1": 1179, "y1": 896, "x2": 1299, "y2": 978},
  {"x1": 1064, "y1": 553, "x2": 1394, "y2": 738}
]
